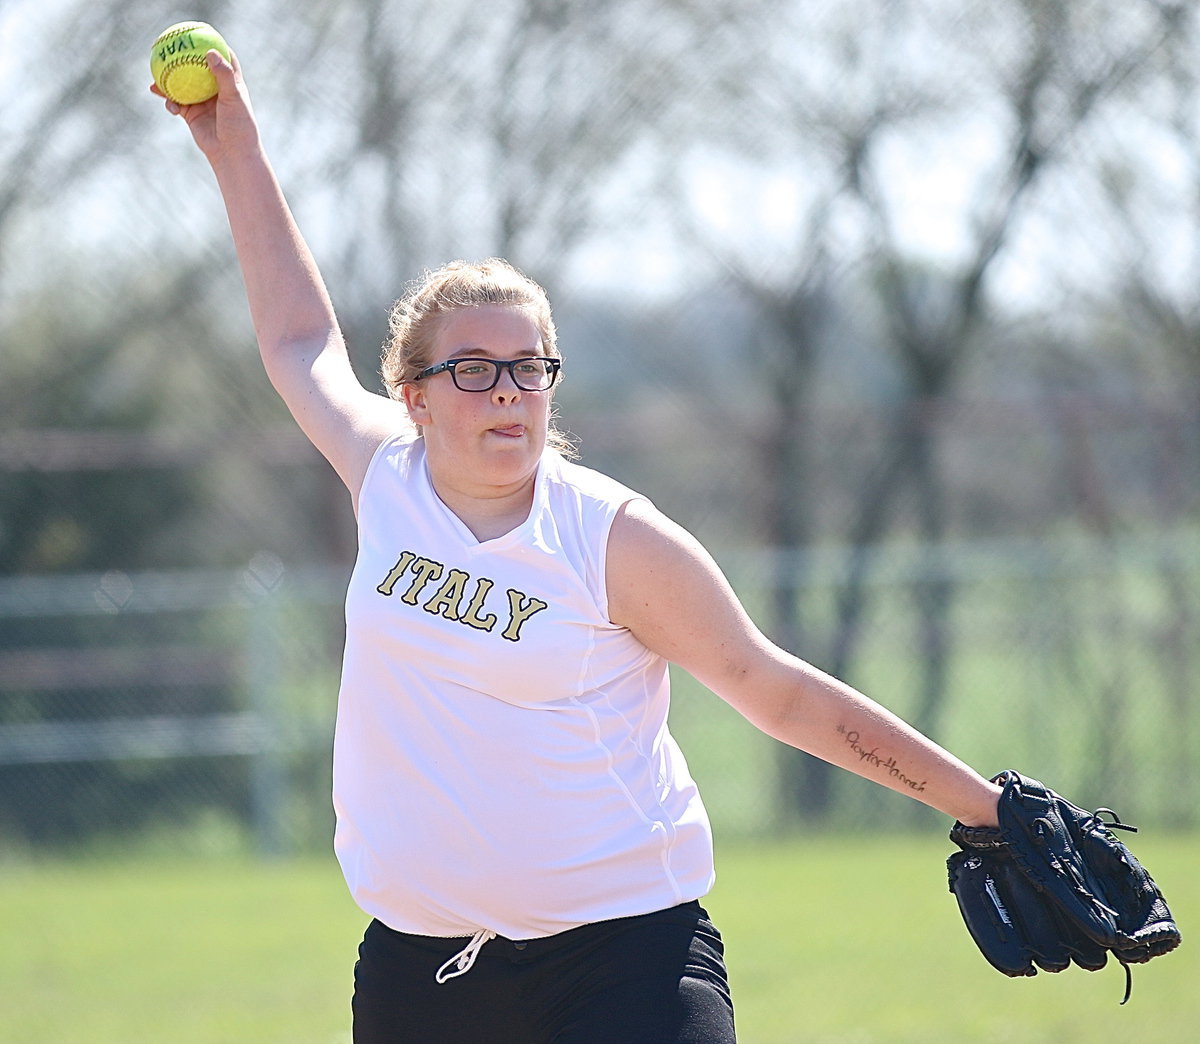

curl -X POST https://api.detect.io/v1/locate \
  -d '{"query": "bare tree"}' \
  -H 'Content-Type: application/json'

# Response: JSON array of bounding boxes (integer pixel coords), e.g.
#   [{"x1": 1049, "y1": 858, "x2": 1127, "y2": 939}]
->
[
  {"x1": 655, "y1": 0, "x2": 1188, "y2": 819},
  {"x1": 0, "y1": 0, "x2": 722, "y2": 566},
  {"x1": 1064, "y1": 0, "x2": 1200, "y2": 823}
]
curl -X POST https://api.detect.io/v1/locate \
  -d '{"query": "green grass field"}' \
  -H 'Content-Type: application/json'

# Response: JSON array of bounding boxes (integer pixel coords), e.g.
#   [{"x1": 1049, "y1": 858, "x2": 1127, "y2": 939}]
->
[{"x1": 1, "y1": 834, "x2": 1193, "y2": 1042}]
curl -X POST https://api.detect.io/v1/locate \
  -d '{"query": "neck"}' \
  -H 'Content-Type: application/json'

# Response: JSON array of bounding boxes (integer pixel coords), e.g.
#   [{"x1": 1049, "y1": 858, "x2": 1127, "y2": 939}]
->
[{"x1": 427, "y1": 465, "x2": 538, "y2": 542}]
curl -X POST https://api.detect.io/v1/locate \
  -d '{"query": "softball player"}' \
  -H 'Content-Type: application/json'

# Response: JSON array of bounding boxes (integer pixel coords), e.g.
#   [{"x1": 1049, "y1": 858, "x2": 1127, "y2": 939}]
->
[{"x1": 156, "y1": 50, "x2": 1001, "y2": 1043}]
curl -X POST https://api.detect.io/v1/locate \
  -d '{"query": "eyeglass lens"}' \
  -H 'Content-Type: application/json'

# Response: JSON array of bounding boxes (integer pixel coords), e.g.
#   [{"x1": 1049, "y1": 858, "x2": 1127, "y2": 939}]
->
[{"x1": 453, "y1": 358, "x2": 558, "y2": 391}]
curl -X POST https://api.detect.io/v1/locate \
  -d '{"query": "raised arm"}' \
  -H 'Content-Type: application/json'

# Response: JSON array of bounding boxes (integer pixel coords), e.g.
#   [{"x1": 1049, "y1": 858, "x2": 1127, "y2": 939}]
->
[
  {"x1": 606, "y1": 499, "x2": 1001, "y2": 827},
  {"x1": 153, "y1": 49, "x2": 406, "y2": 500}
]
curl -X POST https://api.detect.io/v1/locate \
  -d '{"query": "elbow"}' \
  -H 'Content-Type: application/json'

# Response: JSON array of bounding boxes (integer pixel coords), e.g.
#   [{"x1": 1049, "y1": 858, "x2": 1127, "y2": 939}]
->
[
  {"x1": 261, "y1": 331, "x2": 343, "y2": 383},
  {"x1": 713, "y1": 657, "x2": 802, "y2": 743}
]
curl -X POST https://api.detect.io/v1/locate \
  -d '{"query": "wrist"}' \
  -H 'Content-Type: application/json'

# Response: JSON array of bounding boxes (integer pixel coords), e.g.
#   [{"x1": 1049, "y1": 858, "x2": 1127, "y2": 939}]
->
[
  {"x1": 208, "y1": 131, "x2": 266, "y2": 173},
  {"x1": 953, "y1": 781, "x2": 1002, "y2": 828}
]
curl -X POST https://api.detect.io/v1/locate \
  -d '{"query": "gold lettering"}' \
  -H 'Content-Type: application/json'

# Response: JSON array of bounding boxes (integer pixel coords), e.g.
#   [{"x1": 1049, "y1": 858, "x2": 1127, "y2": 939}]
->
[
  {"x1": 501, "y1": 589, "x2": 549, "y2": 642},
  {"x1": 373, "y1": 552, "x2": 547, "y2": 641},
  {"x1": 461, "y1": 578, "x2": 499, "y2": 632},
  {"x1": 376, "y1": 550, "x2": 416, "y2": 596},
  {"x1": 400, "y1": 557, "x2": 444, "y2": 605},
  {"x1": 423, "y1": 569, "x2": 470, "y2": 620}
]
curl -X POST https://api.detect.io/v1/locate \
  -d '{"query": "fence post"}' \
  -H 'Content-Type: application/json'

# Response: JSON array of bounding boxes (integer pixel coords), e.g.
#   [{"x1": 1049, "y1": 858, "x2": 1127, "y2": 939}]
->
[{"x1": 244, "y1": 555, "x2": 289, "y2": 859}]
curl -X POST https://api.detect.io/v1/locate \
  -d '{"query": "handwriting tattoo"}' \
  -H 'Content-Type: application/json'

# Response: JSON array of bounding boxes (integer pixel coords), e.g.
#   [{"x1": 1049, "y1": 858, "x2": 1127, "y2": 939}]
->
[{"x1": 836, "y1": 724, "x2": 927, "y2": 793}]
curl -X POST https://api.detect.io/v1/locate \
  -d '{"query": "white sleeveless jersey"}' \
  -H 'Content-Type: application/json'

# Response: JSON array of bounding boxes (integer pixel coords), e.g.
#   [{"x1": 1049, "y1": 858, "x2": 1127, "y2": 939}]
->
[{"x1": 332, "y1": 433, "x2": 715, "y2": 940}]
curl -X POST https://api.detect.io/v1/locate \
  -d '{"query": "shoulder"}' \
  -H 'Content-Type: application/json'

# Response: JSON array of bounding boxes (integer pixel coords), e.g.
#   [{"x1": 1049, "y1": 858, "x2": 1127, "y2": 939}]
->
[
  {"x1": 606, "y1": 499, "x2": 772, "y2": 686},
  {"x1": 607, "y1": 499, "x2": 713, "y2": 586},
  {"x1": 369, "y1": 428, "x2": 423, "y2": 470},
  {"x1": 606, "y1": 499, "x2": 731, "y2": 624},
  {"x1": 353, "y1": 429, "x2": 425, "y2": 515},
  {"x1": 544, "y1": 452, "x2": 648, "y2": 511},
  {"x1": 289, "y1": 379, "x2": 415, "y2": 506},
  {"x1": 538, "y1": 453, "x2": 653, "y2": 549}
]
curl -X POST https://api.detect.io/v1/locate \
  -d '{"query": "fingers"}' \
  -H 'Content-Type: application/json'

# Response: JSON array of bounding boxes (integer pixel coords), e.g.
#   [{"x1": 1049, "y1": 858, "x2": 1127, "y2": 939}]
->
[
  {"x1": 207, "y1": 48, "x2": 231, "y2": 75},
  {"x1": 150, "y1": 48, "x2": 239, "y2": 118},
  {"x1": 148, "y1": 82, "x2": 184, "y2": 116},
  {"x1": 207, "y1": 47, "x2": 240, "y2": 87},
  {"x1": 151, "y1": 46, "x2": 247, "y2": 134}
]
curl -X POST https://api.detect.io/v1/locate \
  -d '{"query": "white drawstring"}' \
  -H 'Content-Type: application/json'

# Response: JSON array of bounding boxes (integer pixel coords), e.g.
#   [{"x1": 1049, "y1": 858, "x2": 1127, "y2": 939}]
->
[{"x1": 434, "y1": 928, "x2": 497, "y2": 983}]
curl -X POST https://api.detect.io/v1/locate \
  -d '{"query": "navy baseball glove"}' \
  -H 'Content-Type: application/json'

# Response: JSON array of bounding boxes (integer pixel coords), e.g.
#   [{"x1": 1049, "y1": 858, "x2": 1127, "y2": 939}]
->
[{"x1": 947, "y1": 770, "x2": 1180, "y2": 1003}]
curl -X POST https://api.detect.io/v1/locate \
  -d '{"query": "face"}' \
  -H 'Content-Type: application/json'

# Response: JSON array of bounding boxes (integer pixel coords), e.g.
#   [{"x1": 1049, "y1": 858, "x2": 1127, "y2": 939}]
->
[{"x1": 402, "y1": 304, "x2": 555, "y2": 492}]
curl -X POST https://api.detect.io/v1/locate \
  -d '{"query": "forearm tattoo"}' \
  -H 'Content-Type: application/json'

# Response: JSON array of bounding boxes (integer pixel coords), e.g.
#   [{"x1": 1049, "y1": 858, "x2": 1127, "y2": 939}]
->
[{"x1": 836, "y1": 724, "x2": 927, "y2": 793}]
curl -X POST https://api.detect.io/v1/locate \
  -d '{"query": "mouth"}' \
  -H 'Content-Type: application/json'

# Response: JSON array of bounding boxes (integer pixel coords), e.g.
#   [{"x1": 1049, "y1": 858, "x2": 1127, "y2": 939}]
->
[{"x1": 489, "y1": 424, "x2": 526, "y2": 439}]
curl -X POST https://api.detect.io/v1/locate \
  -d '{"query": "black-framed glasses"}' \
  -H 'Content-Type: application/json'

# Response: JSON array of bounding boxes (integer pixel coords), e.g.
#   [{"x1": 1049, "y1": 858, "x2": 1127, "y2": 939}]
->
[{"x1": 412, "y1": 356, "x2": 562, "y2": 392}]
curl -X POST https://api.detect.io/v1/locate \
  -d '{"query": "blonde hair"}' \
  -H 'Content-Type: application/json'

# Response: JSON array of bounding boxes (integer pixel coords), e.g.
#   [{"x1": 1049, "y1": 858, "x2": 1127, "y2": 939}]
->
[{"x1": 380, "y1": 259, "x2": 574, "y2": 455}]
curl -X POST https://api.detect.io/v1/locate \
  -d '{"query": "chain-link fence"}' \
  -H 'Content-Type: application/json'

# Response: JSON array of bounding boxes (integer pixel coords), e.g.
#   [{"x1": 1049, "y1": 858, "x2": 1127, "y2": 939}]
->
[
  {"x1": 2, "y1": 494, "x2": 1195, "y2": 864},
  {"x1": 2, "y1": 0, "x2": 1198, "y2": 851},
  {"x1": 2, "y1": 7, "x2": 1198, "y2": 1040},
  {"x1": 0, "y1": 560, "x2": 343, "y2": 860}
]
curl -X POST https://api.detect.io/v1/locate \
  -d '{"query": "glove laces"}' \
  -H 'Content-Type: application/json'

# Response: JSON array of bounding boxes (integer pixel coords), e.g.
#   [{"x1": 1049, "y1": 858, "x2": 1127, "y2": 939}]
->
[
  {"x1": 1118, "y1": 961, "x2": 1134, "y2": 1006},
  {"x1": 1089, "y1": 807, "x2": 1138, "y2": 834},
  {"x1": 434, "y1": 929, "x2": 497, "y2": 983},
  {"x1": 1090, "y1": 806, "x2": 1139, "y2": 1006}
]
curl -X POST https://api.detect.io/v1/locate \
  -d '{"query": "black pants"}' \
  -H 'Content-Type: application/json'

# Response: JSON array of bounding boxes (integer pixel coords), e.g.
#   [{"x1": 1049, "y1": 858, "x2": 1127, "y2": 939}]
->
[{"x1": 352, "y1": 901, "x2": 736, "y2": 1043}]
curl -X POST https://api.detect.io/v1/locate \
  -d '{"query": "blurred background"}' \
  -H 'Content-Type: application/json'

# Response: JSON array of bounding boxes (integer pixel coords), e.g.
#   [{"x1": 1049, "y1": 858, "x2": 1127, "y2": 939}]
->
[{"x1": 1, "y1": 0, "x2": 1197, "y2": 1036}]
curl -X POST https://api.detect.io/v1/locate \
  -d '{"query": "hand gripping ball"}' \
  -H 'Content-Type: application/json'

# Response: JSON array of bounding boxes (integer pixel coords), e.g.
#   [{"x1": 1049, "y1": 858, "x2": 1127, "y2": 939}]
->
[{"x1": 150, "y1": 21, "x2": 231, "y2": 105}]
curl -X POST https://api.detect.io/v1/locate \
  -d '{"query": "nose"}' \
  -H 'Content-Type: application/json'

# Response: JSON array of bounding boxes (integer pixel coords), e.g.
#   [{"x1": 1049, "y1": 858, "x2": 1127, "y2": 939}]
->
[{"x1": 491, "y1": 367, "x2": 522, "y2": 404}]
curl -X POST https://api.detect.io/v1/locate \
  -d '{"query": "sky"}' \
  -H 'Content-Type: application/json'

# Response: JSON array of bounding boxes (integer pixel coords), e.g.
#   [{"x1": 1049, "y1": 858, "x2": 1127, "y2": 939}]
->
[{"x1": 3, "y1": 0, "x2": 1197, "y2": 319}]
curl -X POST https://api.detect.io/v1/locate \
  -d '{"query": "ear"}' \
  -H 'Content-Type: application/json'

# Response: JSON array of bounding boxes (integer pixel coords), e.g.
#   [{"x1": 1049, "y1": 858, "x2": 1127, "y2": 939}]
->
[{"x1": 402, "y1": 382, "x2": 431, "y2": 427}]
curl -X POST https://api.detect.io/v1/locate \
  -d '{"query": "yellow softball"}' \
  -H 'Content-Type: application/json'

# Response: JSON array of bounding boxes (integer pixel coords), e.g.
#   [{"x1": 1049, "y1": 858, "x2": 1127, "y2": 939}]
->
[{"x1": 150, "y1": 21, "x2": 231, "y2": 105}]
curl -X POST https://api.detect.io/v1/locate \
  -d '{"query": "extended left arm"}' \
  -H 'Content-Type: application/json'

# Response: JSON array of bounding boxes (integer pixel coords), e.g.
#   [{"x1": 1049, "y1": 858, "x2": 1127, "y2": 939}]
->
[{"x1": 606, "y1": 499, "x2": 1000, "y2": 827}]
